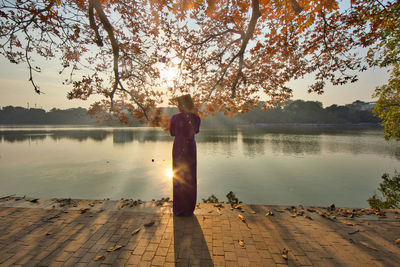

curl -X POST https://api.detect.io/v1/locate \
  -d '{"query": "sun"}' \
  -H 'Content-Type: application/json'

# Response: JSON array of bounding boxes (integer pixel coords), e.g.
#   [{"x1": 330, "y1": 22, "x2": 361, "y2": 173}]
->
[
  {"x1": 166, "y1": 168, "x2": 173, "y2": 180},
  {"x1": 159, "y1": 64, "x2": 179, "y2": 88}
]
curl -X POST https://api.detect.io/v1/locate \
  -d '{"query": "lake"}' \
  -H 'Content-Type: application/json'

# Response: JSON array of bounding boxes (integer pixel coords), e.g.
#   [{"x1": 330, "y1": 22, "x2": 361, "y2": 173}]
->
[{"x1": 0, "y1": 125, "x2": 399, "y2": 208}]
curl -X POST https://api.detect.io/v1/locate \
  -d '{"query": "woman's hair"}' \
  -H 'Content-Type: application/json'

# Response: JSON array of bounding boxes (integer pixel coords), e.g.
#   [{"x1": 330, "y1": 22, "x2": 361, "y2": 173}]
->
[{"x1": 176, "y1": 94, "x2": 195, "y2": 113}]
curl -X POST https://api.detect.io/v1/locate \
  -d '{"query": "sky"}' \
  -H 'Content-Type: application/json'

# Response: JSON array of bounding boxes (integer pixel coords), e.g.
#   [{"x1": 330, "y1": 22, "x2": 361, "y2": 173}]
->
[{"x1": 0, "y1": 54, "x2": 389, "y2": 111}]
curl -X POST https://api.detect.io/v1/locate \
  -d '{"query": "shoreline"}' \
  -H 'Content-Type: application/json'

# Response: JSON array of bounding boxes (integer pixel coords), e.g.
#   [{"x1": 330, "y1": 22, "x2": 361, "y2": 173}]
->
[{"x1": 1, "y1": 195, "x2": 398, "y2": 219}]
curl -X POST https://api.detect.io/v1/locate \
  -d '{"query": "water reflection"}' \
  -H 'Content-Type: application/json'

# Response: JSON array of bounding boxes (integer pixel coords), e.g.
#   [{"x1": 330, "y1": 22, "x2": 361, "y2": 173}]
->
[
  {"x1": 268, "y1": 134, "x2": 322, "y2": 156},
  {"x1": 0, "y1": 130, "x2": 111, "y2": 143},
  {"x1": 0, "y1": 126, "x2": 398, "y2": 159}
]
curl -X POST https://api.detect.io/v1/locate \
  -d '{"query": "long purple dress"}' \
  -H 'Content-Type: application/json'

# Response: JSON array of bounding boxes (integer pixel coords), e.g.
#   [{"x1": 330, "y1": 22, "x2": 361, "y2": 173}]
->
[{"x1": 170, "y1": 112, "x2": 201, "y2": 216}]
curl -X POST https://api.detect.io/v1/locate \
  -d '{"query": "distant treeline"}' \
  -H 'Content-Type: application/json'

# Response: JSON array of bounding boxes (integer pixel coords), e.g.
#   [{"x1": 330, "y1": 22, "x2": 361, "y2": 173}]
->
[
  {"x1": 206, "y1": 99, "x2": 379, "y2": 127},
  {"x1": 0, "y1": 100, "x2": 379, "y2": 126}
]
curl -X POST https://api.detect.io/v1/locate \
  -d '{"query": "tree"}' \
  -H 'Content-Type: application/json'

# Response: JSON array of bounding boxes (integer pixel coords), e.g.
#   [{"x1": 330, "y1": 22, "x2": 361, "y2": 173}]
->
[
  {"x1": 353, "y1": 0, "x2": 400, "y2": 140},
  {"x1": 368, "y1": 171, "x2": 400, "y2": 209},
  {"x1": 0, "y1": 0, "x2": 395, "y2": 129}
]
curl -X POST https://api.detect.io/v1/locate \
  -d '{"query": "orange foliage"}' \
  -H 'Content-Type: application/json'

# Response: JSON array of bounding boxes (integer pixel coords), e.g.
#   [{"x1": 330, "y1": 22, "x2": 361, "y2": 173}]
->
[{"x1": 0, "y1": 0, "x2": 389, "y2": 128}]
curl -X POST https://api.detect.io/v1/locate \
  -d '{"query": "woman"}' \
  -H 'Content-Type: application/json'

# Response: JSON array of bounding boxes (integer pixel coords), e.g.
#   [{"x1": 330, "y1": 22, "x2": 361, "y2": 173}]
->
[{"x1": 170, "y1": 94, "x2": 201, "y2": 216}]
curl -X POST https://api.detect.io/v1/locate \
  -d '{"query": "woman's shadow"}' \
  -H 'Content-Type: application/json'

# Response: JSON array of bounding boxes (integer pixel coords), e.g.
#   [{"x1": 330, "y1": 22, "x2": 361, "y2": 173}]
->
[{"x1": 173, "y1": 215, "x2": 213, "y2": 266}]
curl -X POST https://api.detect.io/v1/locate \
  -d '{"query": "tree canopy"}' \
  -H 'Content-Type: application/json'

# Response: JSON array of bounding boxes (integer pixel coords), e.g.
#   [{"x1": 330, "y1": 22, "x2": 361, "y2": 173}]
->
[{"x1": 0, "y1": 0, "x2": 398, "y2": 130}]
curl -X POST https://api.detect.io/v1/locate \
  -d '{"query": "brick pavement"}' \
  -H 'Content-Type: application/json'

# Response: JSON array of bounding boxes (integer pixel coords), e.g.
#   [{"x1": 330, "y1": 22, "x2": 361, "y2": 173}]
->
[{"x1": 0, "y1": 197, "x2": 399, "y2": 266}]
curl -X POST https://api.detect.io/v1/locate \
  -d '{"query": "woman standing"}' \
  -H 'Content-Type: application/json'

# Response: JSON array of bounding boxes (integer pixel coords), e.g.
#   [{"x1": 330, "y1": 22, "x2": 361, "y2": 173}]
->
[{"x1": 169, "y1": 95, "x2": 201, "y2": 216}]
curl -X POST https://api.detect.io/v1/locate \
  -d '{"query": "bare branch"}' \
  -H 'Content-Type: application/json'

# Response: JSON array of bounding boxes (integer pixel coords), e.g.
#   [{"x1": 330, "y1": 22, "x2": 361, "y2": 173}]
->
[{"x1": 89, "y1": 0, "x2": 120, "y2": 105}]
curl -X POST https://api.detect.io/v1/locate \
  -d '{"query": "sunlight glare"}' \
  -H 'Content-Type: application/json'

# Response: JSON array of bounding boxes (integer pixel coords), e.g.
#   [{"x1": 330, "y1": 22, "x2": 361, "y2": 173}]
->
[
  {"x1": 166, "y1": 168, "x2": 173, "y2": 179},
  {"x1": 159, "y1": 64, "x2": 179, "y2": 88}
]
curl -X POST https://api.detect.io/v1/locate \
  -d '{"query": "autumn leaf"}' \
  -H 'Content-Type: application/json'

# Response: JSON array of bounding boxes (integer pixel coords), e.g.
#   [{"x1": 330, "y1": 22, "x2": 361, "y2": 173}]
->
[
  {"x1": 238, "y1": 240, "x2": 245, "y2": 247},
  {"x1": 238, "y1": 214, "x2": 246, "y2": 222},
  {"x1": 348, "y1": 230, "x2": 360, "y2": 235},
  {"x1": 216, "y1": 208, "x2": 222, "y2": 215},
  {"x1": 338, "y1": 220, "x2": 354, "y2": 226},
  {"x1": 80, "y1": 208, "x2": 90, "y2": 214},
  {"x1": 265, "y1": 210, "x2": 274, "y2": 216},
  {"x1": 107, "y1": 245, "x2": 122, "y2": 252},
  {"x1": 360, "y1": 241, "x2": 377, "y2": 251},
  {"x1": 92, "y1": 255, "x2": 105, "y2": 261},
  {"x1": 131, "y1": 228, "x2": 141, "y2": 235},
  {"x1": 144, "y1": 221, "x2": 155, "y2": 227},
  {"x1": 281, "y1": 248, "x2": 288, "y2": 260}
]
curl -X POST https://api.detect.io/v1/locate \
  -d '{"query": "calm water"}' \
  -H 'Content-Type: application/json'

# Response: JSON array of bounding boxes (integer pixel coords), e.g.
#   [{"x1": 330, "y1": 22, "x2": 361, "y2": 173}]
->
[{"x1": 0, "y1": 125, "x2": 399, "y2": 208}]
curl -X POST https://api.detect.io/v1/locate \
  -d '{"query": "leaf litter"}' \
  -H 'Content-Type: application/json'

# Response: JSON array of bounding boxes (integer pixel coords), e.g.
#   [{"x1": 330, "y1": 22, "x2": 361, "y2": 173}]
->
[{"x1": 107, "y1": 244, "x2": 123, "y2": 252}]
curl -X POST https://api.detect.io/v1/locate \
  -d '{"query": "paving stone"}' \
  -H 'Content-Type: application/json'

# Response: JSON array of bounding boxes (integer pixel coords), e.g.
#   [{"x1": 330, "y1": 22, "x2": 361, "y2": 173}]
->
[{"x1": 0, "y1": 201, "x2": 399, "y2": 267}]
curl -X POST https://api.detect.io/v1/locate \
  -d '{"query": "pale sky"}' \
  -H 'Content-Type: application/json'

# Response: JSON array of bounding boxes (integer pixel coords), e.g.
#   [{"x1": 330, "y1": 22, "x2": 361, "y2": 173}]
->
[{"x1": 0, "y1": 53, "x2": 389, "y2": 111}]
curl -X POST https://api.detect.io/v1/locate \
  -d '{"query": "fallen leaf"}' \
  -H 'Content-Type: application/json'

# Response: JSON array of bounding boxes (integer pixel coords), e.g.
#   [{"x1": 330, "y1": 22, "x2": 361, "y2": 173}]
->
[
  {"x1": 107, "y1": 245, "x2": 122, "y2": 252},
  {"x1": 92, "y1": 255, "x2": 105, "y2": 261},
  {"x1": 307, "y1": 208, "x2": 316, "y2": 212},
  {"x1": 233, "y1": 204, "x2": 243, "y2": 210},
  {"x1": 131, "y1": 228, "x2": 141, "y2": 235},
  {"x1": 360, "y1": 241, "x2": 377, "y2": 251},
  {"x1": 144, "y1": 221, "x2": 155, "y2": 227},
  {"x1": 80, "y1": 208, "x2": 90, "y2": 214},
  {"x1": 265, "y1": 211, "x2": 274, "y2": 216},
  {"x1": 316, "y1": 210, "x2": 324, "y2": 216},
  {"x1": 348, "y1": 230, "x2": 360, "y2": 235},
  {"x1": 214, "y1": 203, "x2": 223, "y2": 208},
  {"x1": 208, "y1": 210, "x2": 213, "y2": 213},
  {"x1": 238, "y1": 240, "x2": 245, "y2": 247},
  {"x1": 238, "y1": 214, "x2": 246, "y2": 222},
  {"x1": 305, "y1": 215, "x2": 313, "y2": 220},
  {"x1": 395, "y1": 238, "x2": 400, "y2": 244},
  {"x1": 216, "y1": 208, "x2": 222, "y2": 215},
  {"x1": 339, "y1": 220, "x2": 354, "y2": 226},
  {"x1": 250, "y1": 211, "x2": 256, "y2": 214},
  {"x1": 281, "y1": 248, "x2": 288, "y2": 260}
]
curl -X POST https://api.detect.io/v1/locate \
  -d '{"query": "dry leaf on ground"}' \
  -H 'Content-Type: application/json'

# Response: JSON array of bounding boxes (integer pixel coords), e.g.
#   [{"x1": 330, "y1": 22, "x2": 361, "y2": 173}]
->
[
  {"x1": 339, "y1": 220, "x2": 354, "y2": 226},
  {"x1": 250, "y1": 211, "x2": 256, "y2": 214},
  {"x1": 80, "y1": 208, "x2": 90, "y2": 214},
  {"x1": 281, "y1": 248, "x2": 288, "y2": 260},
  {"x1": 144, "y1": 221, "x2": 155, "y2": 227},
  {"x1": 233, "y1": 204, "x2": 243, "y2": 210},
  {"x1": 305, "y1": 215, "x2": 313, "y2": 220},
  {"x1": 360, "y1": 241, "x2": 377, "y2": 251},
  {"x1": 265, "y1": 210, "x2": 274, "y2": 216},
  {"x1": 107, "y1": 245, "x2": 122, "y2": 252},
  {"x1": 238, "y1": 214, "x2": 246, "y2": 222},
  {"x1": 214, "y1": 203, "x2": 223, "y2": 208},
  {"x1": 92, "y1": 255, "x2": 105, "y2": 261},
  {"x1": 239, "y1": 240, "x2": 245, "y2": 247},
  {"x1": 395, "y1": 238, "x2": 400, "y2": 244},
  {"x1": 131, "y1": 228, "x2": 141, "y2": 235}
]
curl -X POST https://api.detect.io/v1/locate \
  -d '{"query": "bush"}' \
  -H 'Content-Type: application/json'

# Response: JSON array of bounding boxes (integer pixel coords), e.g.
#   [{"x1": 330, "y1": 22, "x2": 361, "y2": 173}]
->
[{"x1": 368, "y1": 171, "x2": 400, "y2": 209}]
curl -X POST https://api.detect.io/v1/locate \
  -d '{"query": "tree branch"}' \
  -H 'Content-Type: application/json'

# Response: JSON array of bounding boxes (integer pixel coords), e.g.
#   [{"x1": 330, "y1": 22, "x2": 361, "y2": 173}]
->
[
  {"x1": 230, "y1": 0, "x2": 261, "y2": 98},
  {"x1": 89, "y1": 0, "x2": 120, "y2": 106}
]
